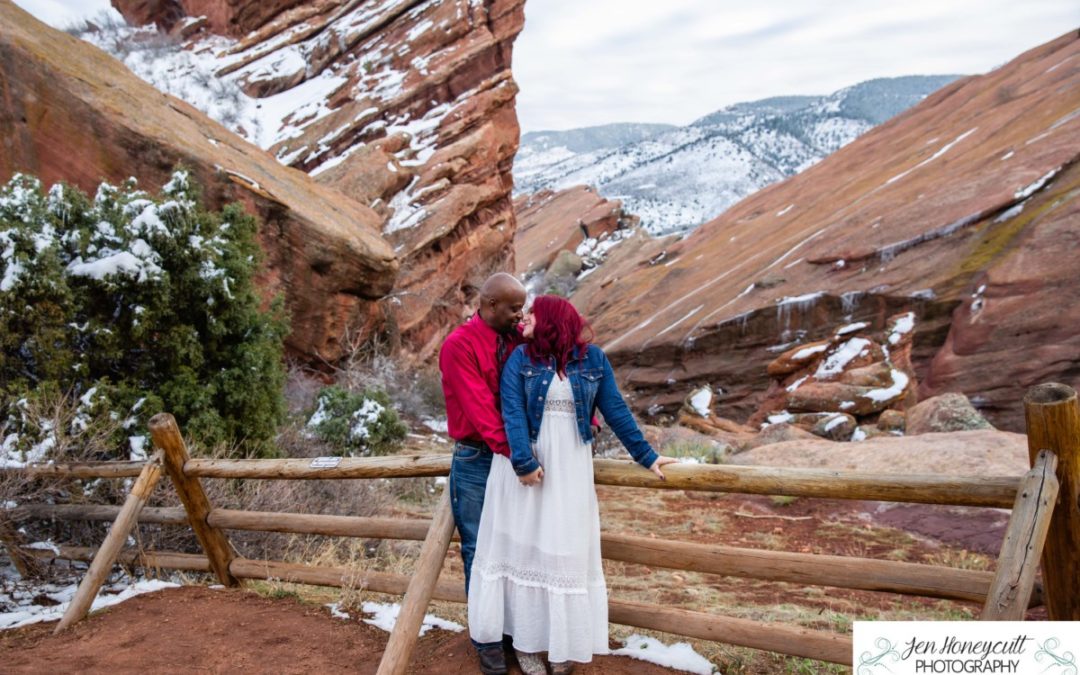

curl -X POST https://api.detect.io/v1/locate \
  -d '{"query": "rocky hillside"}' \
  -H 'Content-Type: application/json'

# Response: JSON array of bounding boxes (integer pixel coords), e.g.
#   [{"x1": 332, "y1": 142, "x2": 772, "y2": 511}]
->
[
  {"x1": 571, "y1": 32, "x2": 1080, "y2": 432},
  {"x1": 514, "y1": 76, "x2": 960, "y2": 234},
  {"x1": 0, "y1": 0, "x2": 397, "y2": 364},
  {"x1": 12, "y1": 0, "x2": 526, "y2": 362}
]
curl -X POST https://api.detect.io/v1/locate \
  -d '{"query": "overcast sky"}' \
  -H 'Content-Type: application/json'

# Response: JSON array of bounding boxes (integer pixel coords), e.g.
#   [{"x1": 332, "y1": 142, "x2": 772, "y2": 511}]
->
[
  {"x1": 515, "y1": 0, "x2": 1079, "y2": 131},
  {"x1": 15, "y1": 0, "x2": 1079, "y2": 133}
]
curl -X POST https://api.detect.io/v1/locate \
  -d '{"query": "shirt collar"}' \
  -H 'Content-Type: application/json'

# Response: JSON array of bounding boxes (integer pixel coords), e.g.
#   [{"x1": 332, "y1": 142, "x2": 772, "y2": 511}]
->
[{"x1": 468, "y1": 313, "x2": 499, "y2": 341}]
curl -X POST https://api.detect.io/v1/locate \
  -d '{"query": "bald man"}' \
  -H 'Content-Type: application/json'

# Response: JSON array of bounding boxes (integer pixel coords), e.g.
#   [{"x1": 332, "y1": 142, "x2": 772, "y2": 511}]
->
[{"x1": 439, "y1": 273, "x2": 526, "y2": 675}]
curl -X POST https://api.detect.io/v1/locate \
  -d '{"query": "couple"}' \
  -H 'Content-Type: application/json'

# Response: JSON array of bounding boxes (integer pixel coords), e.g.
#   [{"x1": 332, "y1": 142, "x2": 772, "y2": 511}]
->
[{"x1": 439, "y1": 273, "x2": 675, "y2": 675}]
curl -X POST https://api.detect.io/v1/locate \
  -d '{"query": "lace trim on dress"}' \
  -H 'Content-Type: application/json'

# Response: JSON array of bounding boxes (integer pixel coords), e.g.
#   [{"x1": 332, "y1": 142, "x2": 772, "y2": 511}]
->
[
  {"x1": 543, "y1": 398, "x2": 576, "y2": 414},
  {"x1": 472, "y1": 558, "x2": 602, "y2": 594}
]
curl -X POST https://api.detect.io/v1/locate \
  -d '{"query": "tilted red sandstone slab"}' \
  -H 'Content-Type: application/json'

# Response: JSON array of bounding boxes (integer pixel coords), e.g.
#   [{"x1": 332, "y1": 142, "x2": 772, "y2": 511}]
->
[
  {"x1": 0, "y1": 1, "x2": 397, "y2": 363},
  {"x1": 124, "y1": 0, "x2": 527, "y2": 360},
  {"x1": 512, "y1": 186, "x2": 634, "y2": 277},
  {"x1": 573, "y1": 31, "x2": 1080, "y2": 431}
]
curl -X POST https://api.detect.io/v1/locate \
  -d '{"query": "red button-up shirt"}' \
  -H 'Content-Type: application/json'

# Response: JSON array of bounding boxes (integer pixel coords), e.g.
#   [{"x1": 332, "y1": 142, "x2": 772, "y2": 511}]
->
[{"x1": 439, "y1": 314, "x2": 523, "y2": 457}]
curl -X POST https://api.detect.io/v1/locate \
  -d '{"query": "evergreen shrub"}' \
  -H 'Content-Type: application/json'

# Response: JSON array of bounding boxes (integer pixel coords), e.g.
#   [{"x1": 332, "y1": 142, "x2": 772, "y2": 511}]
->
[{"x1": 0, "y1": 170, "x2": 287, "y2": 461}]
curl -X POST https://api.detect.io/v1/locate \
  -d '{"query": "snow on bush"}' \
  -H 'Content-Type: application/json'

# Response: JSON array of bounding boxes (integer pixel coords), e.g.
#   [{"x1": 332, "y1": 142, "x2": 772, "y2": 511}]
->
[
  {"x1": 0, "y1": 171, "x2": 287, "y2": 461},
  {"x1": 306, "y1": 386, "x2": 406, "y2": 456}
]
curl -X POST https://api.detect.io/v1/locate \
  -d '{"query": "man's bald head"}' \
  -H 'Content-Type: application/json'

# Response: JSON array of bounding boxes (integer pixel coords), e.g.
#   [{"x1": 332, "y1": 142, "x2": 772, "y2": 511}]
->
[{"x1": 478, "y1": 273, "x2": 526, "y2": 334}]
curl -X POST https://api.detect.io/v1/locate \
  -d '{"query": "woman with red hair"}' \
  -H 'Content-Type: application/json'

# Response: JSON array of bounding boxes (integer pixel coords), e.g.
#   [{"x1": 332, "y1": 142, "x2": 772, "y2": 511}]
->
[{"x1": 468, "y1": 295, "x2": 676, "y2": 675}]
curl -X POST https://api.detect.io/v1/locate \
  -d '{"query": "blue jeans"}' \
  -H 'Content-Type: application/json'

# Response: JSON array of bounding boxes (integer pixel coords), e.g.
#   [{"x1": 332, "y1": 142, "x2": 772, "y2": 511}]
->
[{"x1": 449, "y1": 441, "x2": 502, "y2": 650}]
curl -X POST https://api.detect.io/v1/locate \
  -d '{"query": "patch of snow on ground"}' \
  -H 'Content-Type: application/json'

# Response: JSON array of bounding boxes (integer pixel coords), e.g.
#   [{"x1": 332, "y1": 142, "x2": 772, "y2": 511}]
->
[
  {"x1": 0, "y1": 577, "x2": 179, "y2": 630},
  {"x1": 359, "y1": 601, "x2": 464, "y2": 636},
  {"x1": 612, "y1": 634, "x2": 718, "y2": 675},
  {"x1": 422, "y1": 418, "x2": 448, "y2": 433}
]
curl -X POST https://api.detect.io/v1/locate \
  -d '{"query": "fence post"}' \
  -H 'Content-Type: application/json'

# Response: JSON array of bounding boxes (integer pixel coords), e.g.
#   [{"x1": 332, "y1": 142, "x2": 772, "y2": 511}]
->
[
  {"x1": 54, "y1": 449, "x2": 165, "y2": 633},
  {"x1": 980, "y1": 450, "x2": 1059, "y2": 620},
  {"x1": 148, "y1": 413, "x2": 239, "y2": 587},
  {"x1": 1023, "y1": 382, "x2": 1080, "y2": 619},
  {"x1": 376, "y1": 489, "x2": 455, "y2": 675}
]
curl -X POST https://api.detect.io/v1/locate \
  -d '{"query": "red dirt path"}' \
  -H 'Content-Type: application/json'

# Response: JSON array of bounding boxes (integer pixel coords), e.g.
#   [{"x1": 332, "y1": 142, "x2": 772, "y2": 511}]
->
[{"x1": 0, "y1": 586, "x2": 680, "y2": 674}]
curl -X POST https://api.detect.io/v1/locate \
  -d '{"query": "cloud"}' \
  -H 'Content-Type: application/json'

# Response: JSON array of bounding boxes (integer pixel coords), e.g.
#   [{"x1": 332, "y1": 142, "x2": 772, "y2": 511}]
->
[{"x1": 514, "y1": 0, "x2": 1080, "y2": 131}]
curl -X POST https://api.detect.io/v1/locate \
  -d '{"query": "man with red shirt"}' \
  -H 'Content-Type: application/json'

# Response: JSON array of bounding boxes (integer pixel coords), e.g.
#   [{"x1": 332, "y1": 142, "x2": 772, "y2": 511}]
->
[{"x1": 440, "y1": 273, "x2": 526, "y2": 675}]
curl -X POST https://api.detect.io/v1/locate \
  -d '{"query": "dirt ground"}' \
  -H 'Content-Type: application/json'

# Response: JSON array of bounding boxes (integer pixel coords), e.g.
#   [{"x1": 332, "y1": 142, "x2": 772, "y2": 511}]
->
[
  {"x1": 0, "y1": 486, "x2": 1028, "y2": 673},
  {"x1": 0, "y1": 586, "x2": 678, "y2": 674}
]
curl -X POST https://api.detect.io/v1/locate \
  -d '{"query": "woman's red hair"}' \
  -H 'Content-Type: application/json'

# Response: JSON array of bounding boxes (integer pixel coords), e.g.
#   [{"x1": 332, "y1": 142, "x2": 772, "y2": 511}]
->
[{"x1": 526, "y1": 295, "x2": 593, "y2": 375}]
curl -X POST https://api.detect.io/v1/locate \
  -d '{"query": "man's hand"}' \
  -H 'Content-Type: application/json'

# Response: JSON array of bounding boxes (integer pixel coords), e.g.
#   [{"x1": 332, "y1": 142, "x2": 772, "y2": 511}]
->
[{"x1": 520, "y1": 466, "x2": 544, "y2": 486}]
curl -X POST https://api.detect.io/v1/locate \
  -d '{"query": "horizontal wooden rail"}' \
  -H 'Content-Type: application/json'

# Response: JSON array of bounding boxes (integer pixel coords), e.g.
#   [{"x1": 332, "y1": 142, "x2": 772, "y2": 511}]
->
[
  {"x1": 594, "y1": 460, "x2": 1020, "y2": 507},
  {"x1": 8, "y1": 455, "x2": 1021, "y2": 507},
  {"x1": 209, "y1": 509, "x2": 435, "y2": 540},
  {"x1": 25, "y1": 544, "x2": 211, "y2": 572},
  {"x1": 609, "y1": 599, "x2": 851, "y2": 665},
  {"x1": 15, "y1": 504, "x2": 189, "y2": 526},
  {"x1": 229, "y1": 558, "x2": 466, "y2": 602},
  {"x1": 600, "y1": 532, "x2": 996, "y2": 602},
  {"x1": 184, "y1": 455, "x2": 451, "y2": 480},
  {"x1": 1, "y1": 461, "x2": 147, "y2": 478},
  {"x1": 14, "y1": 503, "x2": 1017, "y2": 603}
]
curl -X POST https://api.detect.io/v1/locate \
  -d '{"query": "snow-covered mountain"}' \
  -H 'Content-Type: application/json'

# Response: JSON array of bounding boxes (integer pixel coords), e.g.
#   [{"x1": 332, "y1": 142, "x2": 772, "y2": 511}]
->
[{"x1": 514, "y1": 76, "x2": 961, "y2": 235}]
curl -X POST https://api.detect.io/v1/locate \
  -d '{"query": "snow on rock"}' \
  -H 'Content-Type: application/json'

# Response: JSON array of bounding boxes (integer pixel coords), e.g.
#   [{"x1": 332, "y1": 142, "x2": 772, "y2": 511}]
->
[
  {"x1": 688, "y1": 388, "x2": 713, "y2": 417},
  {"x1": 612, "y1": 634, "x2": 718, "y2": 675},
  {"x1": 814, "y1": 338, "x2": 872, "y2": 379}
]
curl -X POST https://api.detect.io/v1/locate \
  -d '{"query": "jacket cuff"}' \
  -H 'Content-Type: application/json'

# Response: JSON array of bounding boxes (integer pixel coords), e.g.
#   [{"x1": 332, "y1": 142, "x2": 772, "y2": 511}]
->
[
  {"x1": 513, "y1": 456, "x2": 542, "y2": 476},
  {"x1": 637, "y1": 448, "x2": 659, "y2": 470}
]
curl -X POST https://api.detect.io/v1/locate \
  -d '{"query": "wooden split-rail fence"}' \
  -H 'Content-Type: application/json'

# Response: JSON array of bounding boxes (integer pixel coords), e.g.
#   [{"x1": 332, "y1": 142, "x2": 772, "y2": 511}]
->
[{"x1": 3, "y1": 382, "x2": 1078, "y2": 674}]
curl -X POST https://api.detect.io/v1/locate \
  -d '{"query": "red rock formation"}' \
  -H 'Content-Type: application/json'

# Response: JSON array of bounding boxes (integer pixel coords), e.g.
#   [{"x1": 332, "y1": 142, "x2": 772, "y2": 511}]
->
[
  {"x1": 572, "y1": 32, "x2": 1080, "y2": 431},
  {"x1": 121, "y1": 0, "x2": 528, "y2": 361},
  {"x1": 113, "y1": 0, "x2": 309, "y2": 37},
  {"x1": 513, "y1": 186, "x2": 635, "y2": 277},
  {"x1": 0, "y1": 1, "x2": 397, "y2": 363}
]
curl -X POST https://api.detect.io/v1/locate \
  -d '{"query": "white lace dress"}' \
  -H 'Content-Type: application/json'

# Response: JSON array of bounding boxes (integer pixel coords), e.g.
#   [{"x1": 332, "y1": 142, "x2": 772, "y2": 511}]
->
[{"x1": 468, "y1": 375, "x2": 609, "y2": 663}]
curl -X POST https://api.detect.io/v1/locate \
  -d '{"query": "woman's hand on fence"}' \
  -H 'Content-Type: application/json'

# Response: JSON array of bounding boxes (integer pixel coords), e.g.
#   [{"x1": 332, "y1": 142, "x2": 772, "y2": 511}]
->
[
  {"x1": 649, "y1": 456, "x2": 678, "y2": 481},
  {"x1": 520, "y1": 466, "x2": 544, "y2": 486}
]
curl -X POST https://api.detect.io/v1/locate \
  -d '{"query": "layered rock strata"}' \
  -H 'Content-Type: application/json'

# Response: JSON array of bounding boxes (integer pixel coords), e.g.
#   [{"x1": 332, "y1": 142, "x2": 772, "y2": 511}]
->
[
  {"x1": 572, "y1": 32, "x2": 1080, "y2": 431},
  {"x1": 116, "y1": 0, "x2": 527, "y2": 360},
  {"x1": 0, "y1": 1, "x2": 397, "y2": 363}
]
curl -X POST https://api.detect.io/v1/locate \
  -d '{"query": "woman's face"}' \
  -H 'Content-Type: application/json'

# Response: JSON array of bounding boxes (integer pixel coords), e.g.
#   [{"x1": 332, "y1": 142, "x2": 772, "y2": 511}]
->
[{"x1": 522, "y1": 310, "x2": 536, "y2": 338}]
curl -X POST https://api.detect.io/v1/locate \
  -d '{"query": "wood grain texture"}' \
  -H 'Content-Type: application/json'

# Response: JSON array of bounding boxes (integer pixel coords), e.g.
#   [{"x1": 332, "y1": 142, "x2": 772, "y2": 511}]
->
[{"x1": 1023, "y1": 383, "x2": 1080, "y2": 619}]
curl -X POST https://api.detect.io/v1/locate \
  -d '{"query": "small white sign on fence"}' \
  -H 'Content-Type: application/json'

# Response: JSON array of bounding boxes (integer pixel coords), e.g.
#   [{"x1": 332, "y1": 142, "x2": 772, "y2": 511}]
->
[{"x1": 309, "y1": 457, "x2": 342, "y2": 469}]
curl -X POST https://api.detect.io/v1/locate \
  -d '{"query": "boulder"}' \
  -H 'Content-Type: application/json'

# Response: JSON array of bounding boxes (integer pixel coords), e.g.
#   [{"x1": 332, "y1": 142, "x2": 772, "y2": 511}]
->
[
  {"x1": 809, "y1": 413, "x2": 857, "y2": 441},
  {"x1": 744, "y1": 423, "x2": 821, "y2": 450},
  {"x1": 877, "y1": 409, "x2": 907, "y2": 433},
  {"x1": 851, "y1": 425, "x2": 887, "y2": 441},
  {"x1": 514, "y1": 186, "x2": 631, "y2": 277},
  {"x1": 786, "y1": 367, "x2": 911, "y2": 416},
  {"x1": 548, "y1": 250, "x2": 584, "y2": 279},
  {"x1": 767, "y1": 340, "x2": 830, "y2": 377},
  {"x1": 731, "y1": 430, "x2": 1029, "y2": 478},
  {"x1": 906, "y1": 393, "x2": 993, "y2": 435}
]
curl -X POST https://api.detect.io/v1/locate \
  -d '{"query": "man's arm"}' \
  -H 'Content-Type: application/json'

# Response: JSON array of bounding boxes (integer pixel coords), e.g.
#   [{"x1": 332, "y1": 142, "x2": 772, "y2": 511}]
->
[{"x1": 440, "y1": 336, "x2": 509, "y2": 455}]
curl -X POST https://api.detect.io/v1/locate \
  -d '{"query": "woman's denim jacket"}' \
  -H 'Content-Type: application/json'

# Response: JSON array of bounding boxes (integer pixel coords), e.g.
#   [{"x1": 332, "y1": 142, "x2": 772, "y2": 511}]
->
[{"x1": 500, "y1": 343, "x2": 659, "y2": 476}]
